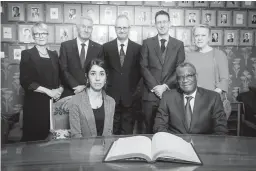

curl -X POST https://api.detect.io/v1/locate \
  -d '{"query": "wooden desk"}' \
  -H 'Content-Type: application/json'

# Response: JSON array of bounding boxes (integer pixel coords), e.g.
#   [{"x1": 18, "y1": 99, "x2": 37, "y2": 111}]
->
[{"x1": 2, "y1": 135, "x2": 256, "y2": 171}]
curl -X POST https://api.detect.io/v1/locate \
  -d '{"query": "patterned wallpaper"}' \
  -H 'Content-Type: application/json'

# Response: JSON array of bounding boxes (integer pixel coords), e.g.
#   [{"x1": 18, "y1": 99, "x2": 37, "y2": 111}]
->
[{"x1": 1, "y1": 1, "x2": 256, "y2": 115}]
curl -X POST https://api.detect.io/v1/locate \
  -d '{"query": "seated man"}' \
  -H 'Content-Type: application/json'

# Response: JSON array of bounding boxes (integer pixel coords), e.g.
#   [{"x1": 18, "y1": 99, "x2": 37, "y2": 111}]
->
[{"x1": 153, "y1": 62, "x2": 228, "y2": 135}]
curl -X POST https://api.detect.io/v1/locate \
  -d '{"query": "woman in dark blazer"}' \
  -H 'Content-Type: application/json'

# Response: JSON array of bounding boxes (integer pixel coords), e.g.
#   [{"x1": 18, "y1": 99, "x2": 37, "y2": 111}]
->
[
  {"x1": 20, "y1": 22, "x2": 63, "y2": 142},
  {"x1": 68, "y1": 59, "x2": 115, "y2": 138}
]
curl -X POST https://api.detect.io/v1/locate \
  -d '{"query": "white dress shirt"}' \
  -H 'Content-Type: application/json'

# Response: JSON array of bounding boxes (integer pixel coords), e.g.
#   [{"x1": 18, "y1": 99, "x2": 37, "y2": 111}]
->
[
  {"x1": 183, "y1": 89, "x2": 197, "y2": 113},
  {"x1": 77, "y1": 37, "x2": 89, "y2": 57},
  {"x1": 117, "y1": 39, "x2": 128, "y2": 55}
]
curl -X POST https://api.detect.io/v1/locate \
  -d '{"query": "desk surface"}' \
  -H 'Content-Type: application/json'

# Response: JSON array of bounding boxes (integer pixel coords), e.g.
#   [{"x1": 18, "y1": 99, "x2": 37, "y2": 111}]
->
[{"x1": 2, "y1": 134, "x2": 256, "y2": 171}]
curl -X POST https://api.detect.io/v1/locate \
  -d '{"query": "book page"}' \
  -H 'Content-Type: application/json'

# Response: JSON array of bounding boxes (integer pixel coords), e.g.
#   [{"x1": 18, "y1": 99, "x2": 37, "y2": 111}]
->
[
  {"x1": 151, "y1": 132, "x2": 201, "y2": 163},
  {"x1": 105, "y1": 136, "x2": 152, "y2": 162}
]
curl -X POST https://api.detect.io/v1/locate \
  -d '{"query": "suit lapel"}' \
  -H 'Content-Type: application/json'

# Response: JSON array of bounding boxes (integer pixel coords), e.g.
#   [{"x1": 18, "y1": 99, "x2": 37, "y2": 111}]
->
[
  {"x1": 153, "y1": 35, "x2": 163, "y2": 65},
  {"x1": 84, "y1": 40, "x2": 94, "y2": 69},
  {"x1": 122, "y1": 39, "x2": 133, "y2": 70},
  {"x1": 162, "y1": 36, "x2": 176, "y2": 71},
  {"x1": 102, "y1": 92, "x2": 111, "y2": 136},
  {"x1": 176, "y1": 91, "x2": 189, "y2": 132},
  {"x1": 190, "y1": 88, "x2": 203, "y2": 132},
  {"x1": 72, "y1": 39, "x2": 81, "y2": 69},
  {"x1": 111, "y1": 39, "x2": 122, "y2": 72}
]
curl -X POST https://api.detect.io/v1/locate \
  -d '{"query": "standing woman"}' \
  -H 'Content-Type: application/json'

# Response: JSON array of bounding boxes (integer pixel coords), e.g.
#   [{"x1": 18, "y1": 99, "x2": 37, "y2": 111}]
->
[
  {"x1": 20, "y1": 22, "x2": 63, "y2": 142},
  {"x1": 186, "y1": 24, "x2": 229, "y2": 94}
]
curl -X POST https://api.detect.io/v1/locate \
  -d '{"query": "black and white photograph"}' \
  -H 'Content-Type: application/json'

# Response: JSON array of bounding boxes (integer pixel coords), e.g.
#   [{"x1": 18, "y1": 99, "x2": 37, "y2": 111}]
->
[
  {"x1": 233, "y1": 11, "x2": 247, "y2": 27},
  {"x1": 185, "y1": 10, "x2": 200, "y2": 26},
  {"x1": 27, "y1": 4, "x2": 44, "y2": 22},
  {"x1": 12, "y1": 6, "x2": 20, "y2": 17},
  {"x1": 210, "y1": 29, "x2": 223, "y2": 46},
  {"x1": 217, "y1": 11, "x2": 232, "y2": 26},
  {"x1": 46, "y1": 4, "x2": 63, "y2": 23},
  {"x1": 239, "y1": 30, "x2": 253, "y2": 46},
  {"x1": 8, "y1": 3, "x2": 25, "y2": 21},
  {"x1": 64, "y1": 4, "x2": 81, "y2": 23},
  {"x1": 224, "y1": 30, "x2": 238, "y2": 45}
]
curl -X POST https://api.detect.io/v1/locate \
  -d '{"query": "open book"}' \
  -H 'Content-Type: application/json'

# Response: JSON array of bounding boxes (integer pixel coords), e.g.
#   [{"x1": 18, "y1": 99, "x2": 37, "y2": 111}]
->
[{"x1": 104, "y1": 132, "x2": 202, "y2": 165}]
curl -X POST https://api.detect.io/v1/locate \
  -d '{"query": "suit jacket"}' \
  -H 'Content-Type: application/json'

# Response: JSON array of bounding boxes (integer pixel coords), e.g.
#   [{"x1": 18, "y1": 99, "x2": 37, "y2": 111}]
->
[
  {"x1": 68, "y1": 90, "x2": 115, "y2": 138},
  {"x1": 153, "y1": 87, "x2": 228, "y2": 135},
  {"x1": 140, "y1": 35, "x2": 185, "y2": 101},
  {"x1": 103, "y1": 39, "x2": 141, "y2": 106},
  {"x1": 59, "y1": 38, "x2": 103, "y2": 97}
]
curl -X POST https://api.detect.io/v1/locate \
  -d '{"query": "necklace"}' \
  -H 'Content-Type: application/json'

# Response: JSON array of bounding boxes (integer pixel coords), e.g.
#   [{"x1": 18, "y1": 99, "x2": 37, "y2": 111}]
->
[{"x1": 38, "y1": 50, "x2": 48, "y2": 56}]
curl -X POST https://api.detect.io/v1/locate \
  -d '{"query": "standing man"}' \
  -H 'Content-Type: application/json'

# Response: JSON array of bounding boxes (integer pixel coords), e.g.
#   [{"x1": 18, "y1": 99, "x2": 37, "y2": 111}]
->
[
  {"x1": 140, "y1": 10, "x2": 185, "y2": 133},
  {"x1": 103, "y1": 15, "x2": 141, "y2": 135},
  {"x1": 59, "y1": 16, "x2": 103, "y2": 97}
]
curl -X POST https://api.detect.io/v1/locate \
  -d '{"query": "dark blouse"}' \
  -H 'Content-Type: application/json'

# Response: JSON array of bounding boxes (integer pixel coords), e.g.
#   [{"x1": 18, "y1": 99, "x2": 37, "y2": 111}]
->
[{"x1": 92, "y1": 102, "x2": 105, "y2": 136}]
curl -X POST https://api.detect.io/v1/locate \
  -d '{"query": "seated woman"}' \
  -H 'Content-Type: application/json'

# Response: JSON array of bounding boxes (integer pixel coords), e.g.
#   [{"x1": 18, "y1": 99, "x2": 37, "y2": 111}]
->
[{"x1": 68, "y1": 59, "x2": 115, "y2": 138}]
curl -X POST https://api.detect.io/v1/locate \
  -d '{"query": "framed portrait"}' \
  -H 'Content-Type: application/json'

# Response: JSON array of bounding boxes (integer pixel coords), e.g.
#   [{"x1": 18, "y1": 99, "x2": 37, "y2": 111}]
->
[
  {"x1": 224, "y1": 30, "x2": 239, "y2": 46},
  {"x1": 8, "y1": 3, "x2": 25, "y2": 21},
  {"x1": 100, "y1": 5, "x2": 117, "y2": 25},
  {"x1": 55, "y1": 25, "x2": 73, "y2": 44},
  {"x1": 47, "y1": 24, "x2": 55, "y2": 44},
  {"x1": 82, "y1": 5, "x2": 100, "y2": 24},
  {"x1": 233, "y1": 11, "x2": 247, "y2": 27},
  {"x1": 151, "y1": 7, "x2": 168, "y2": 25},
  {"x1": 248, "y1": 11, "x2": 256, "y2": 28},
  {"x1": 217, "y1": 11, "x2": 232, "y2": 27},
  {"x1": 194, "y1": 1, "x2": 209, "y2": 7},
  {"x1": 209, "y1": 29, "x2": 223, "y2": 46},
  {"x1": 201, "y1": 10, "x2": 216, "y2": 26},
  {"x1": 142, "y1": 26, "x2": 157, "y2": 40},
  {"x1": 178, "y1": 1, "x2": 193, "y2": 7},
  {"x1": 8, "y1": 45, "x2": 26, "y2": 62},
  {"x1": 226, "y1": 1, "x2": 240, "y2": 8},
  {"x1": 144, "y1": 1, "x2": 161, "y2": 6},
  {"x1": 126, "y1": 1, "x2": 143, "y2": 5},
  {"x1": 161, "y1": 1, "x2": 176, "y2": 7},
  {"x1": 109, "y1": 1, "x2": 126, "y2": 5},
  {"x1": 27, "y1": 4, "x2": 44, "y2": 22},
  {"x1": 185, "y1": 10, "x2": 200, "y2": 26},
  {"x1": 239, "y1": 30, "x2": 254, "y2": 46},
  {"x1": 1, "y1": 24, "x2": 16, "y2": 42},
  {"x1": 64, "y1": 4, "x2": 81, "y2": 24},
  {"x1": 210, "y1": 1, "x2": 225, "y2": 8},
  {"x1": 176, "y1": 27, "x2": 192, "y2": 46},
  {"x1": 91, "y1": 25, "x2": 108, "y2": 45},
  {"x1": 241, "y1": 1, "x2": 256, "y2": 8},
  {"x1": 46, "y1": 4, "x2": 63, "y2": 23},
  {"x1": 48, "y1": 45, "x2": 61, "y2": 55},
  {"x1": 118, "y1": 6, "x2": 135, "y2": 25},
  {"x1": 18, "y1": 25, "x2": 34, "y2": 43},
  {"x1": 130, "y1": 26, "x2": 142, "y2": 45},
  {"x1": 135, "y1": 7, "x2": 151, "y2": 26},
  {"x1": 169, "y1": 9, "x2": 185, "y2": 26}
]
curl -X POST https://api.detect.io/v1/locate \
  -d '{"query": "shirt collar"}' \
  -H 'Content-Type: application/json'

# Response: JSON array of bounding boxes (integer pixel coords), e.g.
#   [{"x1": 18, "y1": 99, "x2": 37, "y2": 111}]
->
[
  {"x1": 183, "y1": 88, "x2": 197, "y2": 99},
  {"x1": 117, "y1": 38, "x2": 129, "y2": 47},
  {"x1": 77, "y1": 37, "x2": 89, "y2": 47},
  {"x1": 158, "y1": 35, "x2": 169, "y2": 43}
]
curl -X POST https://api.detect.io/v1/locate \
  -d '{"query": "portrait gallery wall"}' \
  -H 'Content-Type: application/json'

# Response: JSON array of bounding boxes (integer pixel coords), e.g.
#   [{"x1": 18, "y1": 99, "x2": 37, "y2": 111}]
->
[{"x1": 1, "y1": 1, "x2": 256, "y2": 115}]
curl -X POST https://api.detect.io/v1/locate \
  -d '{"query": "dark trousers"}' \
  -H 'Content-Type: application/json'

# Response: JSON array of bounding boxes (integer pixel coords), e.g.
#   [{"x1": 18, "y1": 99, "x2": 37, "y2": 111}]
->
[
  {"x1": 142, "y1": 100, "x2": 159, "y2": 134},
  {"x1": 113, "y1": 101, "x2": 134, "y2": 135}
]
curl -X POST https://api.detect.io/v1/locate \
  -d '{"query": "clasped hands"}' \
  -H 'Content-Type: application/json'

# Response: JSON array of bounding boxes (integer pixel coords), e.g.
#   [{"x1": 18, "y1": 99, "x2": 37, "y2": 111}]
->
[
  {"x1": 73, "y1": 85, "x2": 86, "y2": 94},
  {"x1": 152, "y1": 84, "x2": 168, "y2": 99},
  {"x1": 47, "y1": 87, "x2": 63, "y2": 101}
]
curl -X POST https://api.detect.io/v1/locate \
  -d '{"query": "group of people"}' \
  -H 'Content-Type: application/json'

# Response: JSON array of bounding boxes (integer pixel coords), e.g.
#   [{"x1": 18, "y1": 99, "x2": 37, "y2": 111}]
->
[{"x1": 20, "y1": 10, "x2": 229, "y2": 142}]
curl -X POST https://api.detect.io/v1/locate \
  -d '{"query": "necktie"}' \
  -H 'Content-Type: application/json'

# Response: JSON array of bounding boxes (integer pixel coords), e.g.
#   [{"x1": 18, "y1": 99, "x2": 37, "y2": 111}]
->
[
  {"x1": 80, "y1": 43, "x2": 86, "y2": 68},
  {"x1": 120, "y1": 44, "x2": 125, "y2": 66},
  {"x1": 160, "y1": 39, "x2": 166, "y2": 53},
  {"x1": 185, "y1": 96, "x2": 193, "y2": 129}
]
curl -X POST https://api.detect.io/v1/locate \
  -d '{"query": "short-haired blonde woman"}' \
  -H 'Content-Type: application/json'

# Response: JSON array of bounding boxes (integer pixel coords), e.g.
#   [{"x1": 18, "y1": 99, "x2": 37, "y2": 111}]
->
[
  {"x1": 20, "y1": 22, "x2": 63, "y2": 142},
  {"x1": 186, "y1": 24, "x2": 229, "y2": 94}
]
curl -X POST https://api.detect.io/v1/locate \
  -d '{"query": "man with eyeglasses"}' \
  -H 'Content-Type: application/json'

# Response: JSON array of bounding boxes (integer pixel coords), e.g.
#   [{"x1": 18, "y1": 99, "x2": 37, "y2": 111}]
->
[
  {"x1": 59, "y1": 16, "x2": 103, "y2": 97},
  {"x1": 103, "y1": 15, "x2": 141, "y2": 135},
  {"x1": 140, "y1": 10, "x2": 185, "y2": 134},
  {"x1": 153, "y1": 62, "x2": 228, "y2": 135}
]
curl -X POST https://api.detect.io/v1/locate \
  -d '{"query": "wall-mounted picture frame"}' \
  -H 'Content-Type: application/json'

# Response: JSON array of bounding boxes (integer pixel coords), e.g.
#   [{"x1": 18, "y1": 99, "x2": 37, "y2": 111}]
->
[
  {"x1": 241, "y1": 1, "x2": 256, "y2": 9},
  {"x1": 18, "y1": 25, "x2": 34, "y2": 43},
  {"x1": 217, "y1": 11, "x2": 232, "y2": 27},
  {"x1": 201, "y1": 10, "x2": 216, "y2": 26},
  {"x1": 8, "y1": 45, "x2": 26, "y2": 62},
  {"x1": 151, "y1": 7, "x2": 168, "y2": 25},
  {"x1": 118, "y1": 6, "x2": 135, "y2": 25},
  {"x1": 142, "y1": 26, "x2": 157, "y2": 40},
  {"x1": 226, "y1": 1, "x2": 240, "y2": 8},
  {"x1": 47, "y1": 24, "x2": 55, "y2": 44},
  {"x1": 82, "y1": 5, "x2": 100, "y2": 24},
  {"x1": 1, "y1": 24, "x2": 17, "y2": 42},
  {"x1": 210, "y1": 1, "x2": 225, "y2": 8},
  {"x1": 233, "y1": 11, "x2": 247, "y2": 27},
  {"x1": 91, "y1": 25, "x2": 108, "y2": 45},
  {"x1": 239, "y1": 30, "x2": 254, "y2": 46},
  {"x1": 100, "y1": 5, "x2": 117, "y2": 25},
  {"x1": 135, "y1": 7, "x2": 151, "y2": 26},
  {"x1": 161, "y1": 1, "x2": 176, "y2": 7},
  {"x1": 27, "y1": 3, "x2": 44, "y2": 22},
  {"x1": 46, "y1": 4, "x2": 63, "y2": 23},
  {"x1": 8, "y1": 3, "x2": 25, "y2": 21},
  {"x1": 169, "y1": 9, "x2": 185, "y2": 26},
  {"x1": 55, "y1": 25, "x2": 73, "y2": 44},
  {"x1": 64, "y1": 4, "x2": 81, "y2": 24},
  {"x1": 130, "y1": 26, "x2": 142, "y2": 45},
  {"x1": 178, "y1": 1, "x2": 193, "y2": 7},
  {"x1": 248, "y1": 11, "x2": 256, "y2": 28},
  {"x1": 209, "y1": 29, "x2": 223, "y2": 46},
  {"x1": 185, "y1": 10, "x2": 200, "y2": 26},
  {"x1": 194, "y1": 1, "x2": 209, "y2": 7},
  {"x1": 224, "y1": 29, "x2": 239, "y2": 46},
  {"x1": 176, "y1": 27, "x2": 192, "y2": 46}
]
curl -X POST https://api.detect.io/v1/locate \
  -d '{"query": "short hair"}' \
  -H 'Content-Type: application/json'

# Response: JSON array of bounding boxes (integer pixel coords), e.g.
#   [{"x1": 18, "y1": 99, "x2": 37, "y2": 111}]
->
[
  {"x1": 31, "y1": 22, "x2": 48, "y2": 35},
  {"x1": 76, "y1": 16, "x2": 93, "y2": 26},
  {"x1": 13, "y1": 6, "x2": 19, "y2": 11},
  {"x1": 115, "y1": 14, "x2": 130, "y2": 27},
  {"x1": 155, "y1": 10, "x2": 170, "y2": 22},
  {"x1": 192, "y1": 24, "x2": 211, "y2": 36},
  {"x1": 176, "y1": 62, "x2": 197, "y2": 76}
]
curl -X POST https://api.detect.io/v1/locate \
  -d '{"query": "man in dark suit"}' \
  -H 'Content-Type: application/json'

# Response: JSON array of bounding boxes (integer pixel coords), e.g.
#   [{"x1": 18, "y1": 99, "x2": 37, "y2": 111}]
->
[
  {"x1": 140, "y1": 10, "x2": 185, "y2": 133},
  {"x1": 154, "y1": 62, "x2": 228, "y2": 134},
  {"x1": 103, "y1": 15, "x2": 141, "y2": 135},
  {"x1": 59, "y1": 16, "x2": 103, "y2": 97}
]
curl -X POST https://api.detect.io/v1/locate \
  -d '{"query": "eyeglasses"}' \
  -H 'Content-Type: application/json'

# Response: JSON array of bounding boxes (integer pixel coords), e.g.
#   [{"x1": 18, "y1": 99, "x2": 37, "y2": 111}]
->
[
  {"x1": 79, "y1": 25, "x2": 93, "y2": 30},
  {"x1": 34, "y1": 33, "x2": 49, "y2": 38},
  {"x1": 156, "y1": 20, "x2": 169, "y2": 25},
  {"x1": 115, "y1": 27, "x2": 130, "y2": 31},
  {"x1": 177, "y1": 73, "x2": 196, "y2": 82}
]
